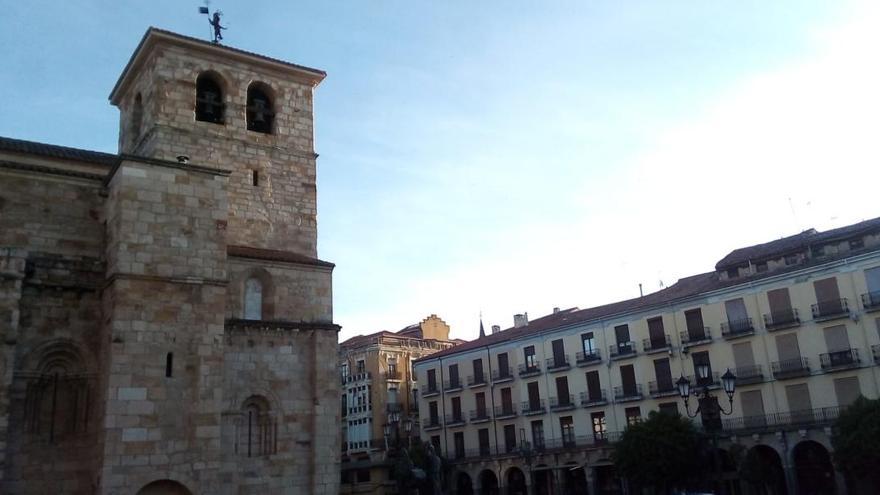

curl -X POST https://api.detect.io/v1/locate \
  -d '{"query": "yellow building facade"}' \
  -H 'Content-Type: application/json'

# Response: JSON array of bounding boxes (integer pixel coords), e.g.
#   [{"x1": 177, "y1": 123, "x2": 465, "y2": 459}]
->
[{"x1": 414, "y1": 218, "x2": 880, "y2": 495}]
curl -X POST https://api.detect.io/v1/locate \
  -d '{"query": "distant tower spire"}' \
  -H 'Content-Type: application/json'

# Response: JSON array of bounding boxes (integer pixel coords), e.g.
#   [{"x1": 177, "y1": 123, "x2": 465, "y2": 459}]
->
[{"x1": 479, "y1": 313, "x2": 486, "y2": 339}]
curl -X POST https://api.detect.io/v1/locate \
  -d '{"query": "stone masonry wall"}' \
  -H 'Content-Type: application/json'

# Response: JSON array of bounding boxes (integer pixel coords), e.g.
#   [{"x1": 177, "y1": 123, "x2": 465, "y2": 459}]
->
[{"x1": 226, "y1": 258, "x2": 333, "y2": 323}]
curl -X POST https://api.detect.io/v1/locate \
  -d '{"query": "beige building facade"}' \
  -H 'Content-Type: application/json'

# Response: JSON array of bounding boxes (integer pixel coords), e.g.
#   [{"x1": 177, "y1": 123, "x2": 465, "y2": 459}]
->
[
  {"x1": 339, "y1": 315, "x2": 460, "y2": 494},
  {"x1": 0, "y1": 28, "x2": 339, "y2": 494},
  {"x1": 414, "y1": 219, "x2": 880, "y2": 495}
]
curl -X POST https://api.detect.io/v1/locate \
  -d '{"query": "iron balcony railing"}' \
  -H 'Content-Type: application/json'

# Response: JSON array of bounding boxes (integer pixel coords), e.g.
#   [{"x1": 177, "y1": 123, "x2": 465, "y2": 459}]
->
[
  {"x1": 721, "y1": 406, "x2": 843, "y2": 435},
  {"x1": 492, "y1": 368, "x2": 514, "y2": 382},
  {"x1": 642, "y1": 335, "x2": 671, "y2": 353},
  {"x1": 423, "y1": 416, "x2": 442, "y2": 429},
  {"x1": 342, "y1": 372, "x2": 372, "y2": 384},
  {"x1": 680, "y1": 327, "x2": 711, "y2": 346},
  {"x1": 384, "y1": 370, "x2": 402, "y2": 380},
  {"x1": 609, "y1": 342, "x2": 637, "y2": 359},
  {"x1": 347, "y1": 404, "x2": 372, "y2": 414},
  {"x1": 549, "y1": 395, "x2": 576, "y2": 411},
  {"x1": 424, "y1": 383, "x2": 440, "y2": 396},
  {"x1": 575, "y1": 349, "x2": 602, "y2": 365},
  {"x1": 467, "y1": 374, "x2": 487, "y2": 387},
  {"x1": 494, "y1": 404, "x2": 517, "y2": 419},
  {"x1": 580, "y1": 390, "x2": 608, "y2": 407},
  {"x1": 469, "y1": 409, "x2": 491, "y2": 422},
  {"x1": 443, "y1": 378, "x2": 463, "y2": 391},
  {"x1": 521, "y1": 399, "x2": 546, "y2": 415},
  {"x1": 450, "y1": 432, "x2": 627, "y2": 462},
  {"x1": 811, "y1": 298, "x2": 849, "y2": 320},
  {"x1": 820, "y1": 348, "x2": 859, "y2": 370},
  {"x1": 721, "y1": 318, "x2": 755, "y2": 339},
  {"x1": 546, "y1": 355, "x2": 571, "y2": 371},
  {"x1": 763, "y1": 308, "x2": 800, "y2": 330},
  {"x1": 648, "y1": 380, "x2": 678, "y2": 397},
  {"x1": 862, "y1": 291, "x2": 880, "y2": 311},
  {"x1": 771, "y1": 357, "x2": 810, "y2": 379},
  {"x1": 733, "y1": 364, "x2": 764, "y2": 385},
  {"x1": 613, "y1": 384, "x2": 643, "y2": 401},
  {"x1": 386, "y1": 403, "x2": 403, "y2": 414},
  {"x1": 518, "y1": 362, "x2": 542, "y2": 377},
  {"x1": 445, "y1": 413, "x2": 466, "y2": 426}
]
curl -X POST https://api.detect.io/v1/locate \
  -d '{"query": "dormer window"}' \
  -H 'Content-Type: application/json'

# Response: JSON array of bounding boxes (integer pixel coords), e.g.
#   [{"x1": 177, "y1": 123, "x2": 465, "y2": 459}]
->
[
  {"x1": 246, "y1": 83, "x2": 275, "y2": 134},
  {"x1": 811, "y1": 245, "x2": 826, "y2": 258},
  {"x1": 195, "y1": 73, "x2": 225, "y2": 124},
  {"x1": 849, "y1": 238, "x2": 864, "y2": 250},
  {"x1": 727, "y1": 267, "x2": 739, "y2": 279},
  {"x1": 756, "y1": 261, "x2": 768, "y2": 273}
]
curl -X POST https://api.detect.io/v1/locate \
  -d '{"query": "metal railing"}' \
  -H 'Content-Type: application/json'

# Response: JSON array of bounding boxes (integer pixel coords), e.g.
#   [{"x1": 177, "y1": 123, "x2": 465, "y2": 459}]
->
[
  {"x1": 721, "y1": 318, "x2": 754, "y2": 338},
  {"x1": 469, "y1": 409, "x2": 491, "y2": 422},
  {"x1": 576, "y1": 349, "x2": 602, "y2": 365},
  {"x1": 518, "y1": 362, "x2": 542, "y2": 377},
  {"x1": 580, "y1": 390, "x2": 608, "y2": 407},
  {"x1": 546, "y1": 355, "x2": 570, "y2": 370},
  {"x1": 423, "y1": 417, "x2": 442, "y2": 429},
  {"x1": 609, "y1": 342, "x2": 637, "y2": 359},
  {"x1": 643, "y1": 335, "x2": 671, "y2": 353},
  {"x1": 521, "y1": 399, "x2": 546, "y2": 415},
  {"x1": 443, "y1": 378, "x2": 463, "y2": 391},
  {"x1": 384, "y1": 370, "x2": 402, "y2": 380},
  {"x1": 467, "y1": 374, "x2": 487, "y2": 387},
  {"x1": 862, "y1": 291, "x2": 880, "y2": 311},
  {"x1": 424, "y1": 383, "x2": 440, "y2": 396},
  {"x1": 386, "y1": 403, "x2": 402, "y2": 414},
  {"x1": 733, "y1": 364, "x2": 764, "y2": 384},
  {"x1": 811, "y1": 298, "x2": 849, "y2": 320},
  {"x1": 820, "y1": 348, "x2": 859, "y2": 369},
  {"x1": 771, "y1": 357, "x2": 810, "y2": 379},
  {"x1": 342, "y1": 372, "x2": 372, "y2": 384},
  {"x1": 549, "y1": 395, "x2": 576, "y2": 410},
  {"x1": 492, "y1": 368, "x2": 514, "y2": 382},
  {"x1": 445, "y1": 413, "x2": 466, "y2": 426},
  {"x1": 763, "y1": 308, "x2": 800, "y2": 330},
  {"x1": 613, "y1": 384, "x2": 643, "y2": 401},
  {"x1": 680, "y1": 327, "x2": 711, "y2": 346},
  {"x1": 648, "y1": 380, "x2": 678, "y2": 397},
  {"x1": 494, "y1": 404, "x2": 517, "y2": 418},
  {"x1": 721, "y1": 406, "x2": 843, "y2": 435}
]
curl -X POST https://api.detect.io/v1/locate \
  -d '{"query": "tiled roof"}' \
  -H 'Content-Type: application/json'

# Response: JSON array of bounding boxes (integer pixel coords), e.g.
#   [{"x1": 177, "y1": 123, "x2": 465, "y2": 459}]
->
[
  {"x1": 715, "y1": 217, "x2": 880, "y2": 269},
  {"x1": 0, "y1": 136, "x2": 117, "y2": 166},
  {"x1": 227, "y1": 245, "x2": 334, "y2": 268},
  {"x1": 339, "y1": 330, "x2": 401, "y2": 348}
]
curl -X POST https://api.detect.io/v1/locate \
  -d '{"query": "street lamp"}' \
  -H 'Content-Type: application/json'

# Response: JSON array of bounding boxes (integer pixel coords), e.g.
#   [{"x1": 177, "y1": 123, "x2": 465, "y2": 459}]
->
[
  {"x1": 402, "y1": 418, "x2": 413, "y2": 448},
  {"x1": 518, "y1": 428, "x2": 534, "y2": 495}
]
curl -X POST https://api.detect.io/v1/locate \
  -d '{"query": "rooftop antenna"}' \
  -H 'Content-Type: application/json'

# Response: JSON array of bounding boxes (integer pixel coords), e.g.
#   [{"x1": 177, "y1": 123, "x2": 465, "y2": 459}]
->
[{"x1": 199, "y1": 1, "x2": 226, "y2": 44}]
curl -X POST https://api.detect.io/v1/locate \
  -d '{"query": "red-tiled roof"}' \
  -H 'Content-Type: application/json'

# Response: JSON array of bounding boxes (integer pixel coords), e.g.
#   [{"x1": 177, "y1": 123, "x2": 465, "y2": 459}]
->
[
  {"x1": 0, "y1": 136, "x2": 117, "y2": 166},
  {"x1": 227, "y1": 245, "x2": 334, "y2": 268}
]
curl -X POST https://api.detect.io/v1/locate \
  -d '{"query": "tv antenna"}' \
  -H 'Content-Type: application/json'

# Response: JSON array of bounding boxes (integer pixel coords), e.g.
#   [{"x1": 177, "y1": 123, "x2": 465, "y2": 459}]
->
[{"x1": 199, "y1": 1, "x2": 227, "y2": 44}]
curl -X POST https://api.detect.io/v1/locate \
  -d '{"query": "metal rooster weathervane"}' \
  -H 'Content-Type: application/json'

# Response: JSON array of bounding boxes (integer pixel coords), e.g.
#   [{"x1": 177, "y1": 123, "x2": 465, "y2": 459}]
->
[{"x1": 199, "y1": 2, "x2": 226, "y2": 44}]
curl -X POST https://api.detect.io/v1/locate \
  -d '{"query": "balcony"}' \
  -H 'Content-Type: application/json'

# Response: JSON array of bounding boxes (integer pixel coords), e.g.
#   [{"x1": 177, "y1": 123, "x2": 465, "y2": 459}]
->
[
  {"x1": 763, "y1": 308, "x2": 801, "y2": 331},
  {"x1": 613, "y1": 384, "x2": 643, "y2": 402},
  {"x1": 342, "y1": 372, "x2": 372, "y2": 385},
  {"x1": 721, "y1": 318, "x2": 755, "y2": 340},
  {"x1": 771, "y1": 357, "x2": 810, "y2": 379},
  {"x1": 386, "y1": 403, "x2": 403, "y2": 414},
  {"x1": 423, "y1": 417, "x2": 442, "y2": 431},
  {"x1": 518, "y1": 362, "x2": 542, "y2": 378},
  {"x1": 680, "y1": 327, "x2": 712, "y2": 348},
  {"x1": 575, "y1": 349, "x2": 602, "y2": 366},
  {"x1": 549, "y1": 395, "x2": 576, "y2": 411},
  {"x1": 862, "y1": 291, "x2": 880, "y2": 312},
  {"x1": 609, "y1": 342, "x2": 637, "y2": 360},
  {"x1": 469, "y1": 409, "x2": 491, "y2": 423},
  {"x1": 648, "y1": 380, "x2": 678, "y2": 398},
  {"x1": 546, "y1": 355, "x2": 571, "y2": 372},
  {"x1": 873, "y1": 344, "x2": 880, "y2": 363},
  {"x1": 522, "y1": 399, "x2": 546, "y2": 416},
  {"x1": 347, "y1": 404, "x2": 372, "y2": 415},
  {"x1": 580, "y1": 390, "x2": 608, "y2": 407},
  {"x1": 492, "y1": 368, "x2": 514, "y2": 383},
  {"x1": 423, "y1": 384, "x2": 440, "y2": 397},
  {"x1": 494, "y1": 404, "x2": 517, "y2": 419},
  {"x1": 721, "y1": 406, "x2": 843, "y2": 435},
  {"x1": 811, "y1": 298, "x2": 849, "y2": 321},
  {"x1": 467, "y1": 374, "x2": 487, "y2": 388},
  {"x1": 642, "y1": 335, "x2": 671, "y2": 354},
  {"x1": 820, "y1": 348, "x2": 860, "y2": 371},
  {"x1": 443, "y1": 378, "x2": 463, "y2": 392},
  {"x1": 445, "y1": 413, "x2": 466, "y2": 427},
  {"x1": 733, "y1": 365, "x2": 764, "y2": 385},
  {"x1": 384, "y1": 370, "x2": 402, "y2": 381},
  {"x1": 686, "y1": 372, "x2": 721, "y2": 390}
]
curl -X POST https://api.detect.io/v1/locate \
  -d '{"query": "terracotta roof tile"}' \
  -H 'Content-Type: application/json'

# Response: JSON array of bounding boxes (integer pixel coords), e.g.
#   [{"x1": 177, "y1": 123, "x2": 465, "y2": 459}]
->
[{"x1": 0, "y1": 136, "x2": 117, "y2": 166}]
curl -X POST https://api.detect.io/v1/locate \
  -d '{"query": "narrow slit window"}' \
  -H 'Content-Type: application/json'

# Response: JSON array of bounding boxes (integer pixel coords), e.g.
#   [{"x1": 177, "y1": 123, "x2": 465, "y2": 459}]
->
[
  {"x1": 252, "y1": 170, "x2": 259, "y2": 187},
  {"x1": 165, "y1": 352, "x2": 173, "y2": 377}
]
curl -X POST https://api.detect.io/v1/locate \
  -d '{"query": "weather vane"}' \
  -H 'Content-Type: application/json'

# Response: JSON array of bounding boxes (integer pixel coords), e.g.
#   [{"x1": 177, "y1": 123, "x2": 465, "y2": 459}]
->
[{"x1": 199, "y1": 1, "x2": 226, "y2": 44}]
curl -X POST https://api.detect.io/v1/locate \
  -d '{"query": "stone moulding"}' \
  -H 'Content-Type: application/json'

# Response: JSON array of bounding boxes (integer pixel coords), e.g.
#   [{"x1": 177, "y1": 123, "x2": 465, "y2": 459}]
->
[{"x1": 225, "y1": 318, "x2": 340, "y2": 333}]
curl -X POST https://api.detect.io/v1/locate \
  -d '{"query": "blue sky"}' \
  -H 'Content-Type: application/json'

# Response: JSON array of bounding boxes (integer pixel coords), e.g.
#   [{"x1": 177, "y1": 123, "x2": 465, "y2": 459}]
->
[{"x1": 2, "y1": 1, "x2": 879, "y2": 341}]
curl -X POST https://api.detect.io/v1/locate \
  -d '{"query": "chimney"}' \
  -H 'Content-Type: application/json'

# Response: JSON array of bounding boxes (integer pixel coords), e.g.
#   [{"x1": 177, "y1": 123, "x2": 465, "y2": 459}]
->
[
  {"x1": 491, "y1": 325, "x2": 501, "y2": 334},
  {"x1": 553, "y1": 307, "x2": 561, "y2": 314},
  {"x1": 513, "y1": 313, "x2": 529, "y2": 328}
]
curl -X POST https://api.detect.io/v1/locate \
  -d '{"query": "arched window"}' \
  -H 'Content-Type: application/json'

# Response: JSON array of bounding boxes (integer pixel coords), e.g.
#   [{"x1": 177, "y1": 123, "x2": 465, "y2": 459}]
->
[
  {"x1": 195, "y1": 73, "x2": 225, "y2": 124},
  {"x1": 238, "y1": 396, "x2": 276, "y2": 457},
  {"x1": 131, "y1": 93, "x2": 143, "y2": 141},
  {"x1": 244, "y1": 277, "x2": 263, "y2": 320},
  {"x1": 246, "y1": 83, "x2": 274, "y2": 134},
  {"x1": 24, "y1": 351, "x2": 91, "y2": 443}
]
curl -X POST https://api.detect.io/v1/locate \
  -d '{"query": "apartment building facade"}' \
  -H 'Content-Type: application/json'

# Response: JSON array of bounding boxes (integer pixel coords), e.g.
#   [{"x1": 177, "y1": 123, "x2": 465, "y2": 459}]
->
[
  {"x1": 413, "y1": 218, "x2": 880, "y2": 495},
  {"x1": 339, "y1": 315, "x2": 461, "y2": 494}
]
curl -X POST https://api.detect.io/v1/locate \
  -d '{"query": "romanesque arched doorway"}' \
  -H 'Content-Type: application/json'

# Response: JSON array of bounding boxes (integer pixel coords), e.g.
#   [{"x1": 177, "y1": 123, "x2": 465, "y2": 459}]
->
[
  {"x1": 507, "y1": 466, "x2": 527, "y2": 495},
  {"x1": 793, "y1": 441, "x2": 835, "y2": 495},
  {"x1": 456, "y1": 471, "x2": 474, "y2": 495},
  {"x1": 479, "y1": 469, "x2": 499, "y2": 495},
  {"x1": 136, "y1": 480, "x2": 193, "y2": 495}
]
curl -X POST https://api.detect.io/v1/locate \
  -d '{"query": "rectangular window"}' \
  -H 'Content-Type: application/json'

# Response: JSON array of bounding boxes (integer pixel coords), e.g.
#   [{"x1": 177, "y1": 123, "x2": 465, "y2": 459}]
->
[
  {"x1": 625, "y1": 406, "x2": 641, "y2": 426},
  {"x1": 850, "y1": 238, "x2": 865, "y2": 250},
  {"x1": 524, "y1": 346, "x2": 537, "y2": 368},
  {"x1": 431, "y1": 435, "x2": 441, "y2": 453},
  {"x1": 448, "y1": 364, "x2": 459, "y2": 387},
  {"x1": 813, "y1": 277, "x2": 841, "y2": 305},
  {"x1": 504, "y1": 424, "x2": 517, "y2": 453},
  {"x1": 768, "y1": 287, "x2": 793, "y2": 314},
  {"x1": 785, "y1": 383, "x2": 813, "y2": 423},
  {"x1": 615, "y1": 324, "x2": 631, "y2": 347},
  {"x1": 812, "y1": 245, "x2": 826, "y2": 258},
  {"x1": 823, "y1": 325, "x2": 850, "y2": 352},
  {"x1": 356, "y1": 360, "x2": 365, "y2": 374},
  {"x1": 653, "y1": 358, "x2": 673, "y2": 392},
  {"x1": 866, "y1": 267, "x2": 880, "y2": 293},
  {"x1": 775, "y1": 333, "x2": 802, "y2": 362},
  {"x1": 581, "y1": 332, "x2": 596, "y2": 354},
  {"x1": 454, "y1": 432, "x2": 465, "y2": 459},
  {"x1": 551, "y1": 338, "x2": 566, "y2": 366},
  {"x1": 427, "y1": 369, "x2": 437, "y2": 390},
  {"x1": 647, "y1": 317, "x2": 666, "y2": 347},
  {"x1": 560, "y1": 416, "x2": 575, "y2": 446},
  {"x1": 451, "y1": 396, "x2": 462, "y2": 421},
  {"x1": 658, "y1": 402, "x2": 678, "y2": 416},
  {"x1": 475, "y1": 392, "x2": 486, "y2": 417},
  {"x1": 591, "y1": 412, "x2": 607, "y2": 442},
  {"x1": 727, "y1": 267, "x2": 739, "y2": 279},
  {"x1": 586, "y1": 371, "x2": 602, "y2": 400},
  {"x1": 527, "y1": 381, "x2": 541, "y2": 409},
  {"x1": 785, "y1": 253, "x2": 799, "y2": 265},
  {"x1": 478, "y1": 428, "x2": 490, "y2": 456},
  {"x1": 833, "y1": 376, "x2": 861, "y2": 406},
  {"x1": 531, "y1": 420, "x2": 545, "y2": 449},
  {"x1": 501, "y1": 387, "x2": 513, "y2": 412},
  {"x1": 756, "y1": 261, "x2": 768, "y2": 272},
  {"x1": 732, "y1": 341, "x2": 756, "y2": 373},
  {"x1": 620, "y1": 364, "x2": 637, "y2": 395},
  {"x1": 725, "y1": 298, "x2": 749, "y2": 326},
  {"x1": 692, "y1": 351, "x2": 714, "y2": 387},
  {"x1": 555, "y1": 376, "x2": 570, "y2": 405},
  {"x1": 429, "y1": 401, "x2": 439, "y2": 424},
  {"x1": 685, "y1": 309, "x2": 705, "y2": 340},
  {"x1": 497, "y1": 353, "x2": 510, "y2": 376},
  {"x1": 472, "y1": 358, "x2": 484, "y2": 382}
]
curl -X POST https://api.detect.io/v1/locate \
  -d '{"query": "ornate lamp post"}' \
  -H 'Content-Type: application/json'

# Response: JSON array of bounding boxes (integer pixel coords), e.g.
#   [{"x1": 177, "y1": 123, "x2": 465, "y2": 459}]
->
[
  {"x1": 677, "y1": 366, "x2": 737, "y2": 494},
  {"x1": 402, "y1": 417, "x2": 413, "y2": 448},
  {"x1": 518, "y1": 428, "x2": 535, "y2": 495}
]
